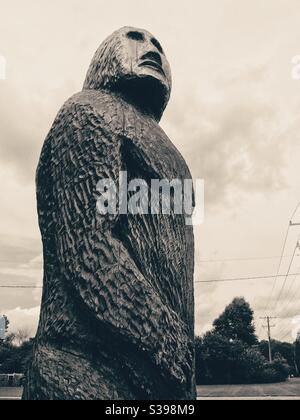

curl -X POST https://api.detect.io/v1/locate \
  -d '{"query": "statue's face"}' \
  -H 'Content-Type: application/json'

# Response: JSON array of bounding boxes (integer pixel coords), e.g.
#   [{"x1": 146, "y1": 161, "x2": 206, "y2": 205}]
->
[
  {"x1": 84, "y1": 27, "x2": 172, "y2": 121},
  {"x1": 117, "y1": 28, "x2": 172, "y2": 94}
]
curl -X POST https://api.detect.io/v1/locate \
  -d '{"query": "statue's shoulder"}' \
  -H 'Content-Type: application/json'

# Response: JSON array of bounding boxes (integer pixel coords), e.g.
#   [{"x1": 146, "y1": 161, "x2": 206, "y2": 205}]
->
[
  {"x1": 40, "y1": 90, "x2": 123, "y2": 168},
  {"x1": 53, "y1": 89, "x2": 124, "y2": 133}
]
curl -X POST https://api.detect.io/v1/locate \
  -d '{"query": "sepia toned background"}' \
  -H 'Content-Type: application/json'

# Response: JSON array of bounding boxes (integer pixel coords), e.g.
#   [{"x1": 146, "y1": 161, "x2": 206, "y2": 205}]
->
[{"x1": 1, "y1": 0, "x2": 300, "y2": 343}]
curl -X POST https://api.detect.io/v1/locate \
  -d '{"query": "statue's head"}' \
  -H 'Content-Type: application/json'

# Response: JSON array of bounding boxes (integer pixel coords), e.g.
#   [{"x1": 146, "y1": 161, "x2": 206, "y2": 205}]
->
[{"x1": 83, "y1": 27, "x2": 172, "y2": 121}]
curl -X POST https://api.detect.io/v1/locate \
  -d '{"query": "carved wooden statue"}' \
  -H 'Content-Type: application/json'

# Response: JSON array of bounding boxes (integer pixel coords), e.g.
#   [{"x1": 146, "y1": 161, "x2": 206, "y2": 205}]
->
[{"x1": 23, "y1": 27, "x2": 196, "y2": 400}]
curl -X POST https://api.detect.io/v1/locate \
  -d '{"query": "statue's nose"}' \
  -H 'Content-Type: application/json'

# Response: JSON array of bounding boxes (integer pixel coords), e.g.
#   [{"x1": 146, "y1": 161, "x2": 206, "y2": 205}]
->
[{"x1": 140, "y1": 51, "x2": 162, "y2": 66}]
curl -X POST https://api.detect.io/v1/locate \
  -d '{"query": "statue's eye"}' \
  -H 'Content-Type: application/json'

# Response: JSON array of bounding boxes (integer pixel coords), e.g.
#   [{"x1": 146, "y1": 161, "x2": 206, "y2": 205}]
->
[
  {"x1": 151, "y1": 38, "x2": 164, "y2": 54},
  {"x1": 127, "y1": 31, "x2": 145, "y2": 42}
]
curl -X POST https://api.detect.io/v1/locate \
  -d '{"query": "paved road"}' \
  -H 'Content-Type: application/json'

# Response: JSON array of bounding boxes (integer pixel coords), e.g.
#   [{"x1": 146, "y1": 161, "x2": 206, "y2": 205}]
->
[
  {"x1": 0, "y1": 387, "x2": 23, "y2": 400},
  {"x1": 1, "y1": 380, "x2": 300, "y2": 400},
  {"x1": 197, "y1": 378, "x2": 300, "y2": 400}
]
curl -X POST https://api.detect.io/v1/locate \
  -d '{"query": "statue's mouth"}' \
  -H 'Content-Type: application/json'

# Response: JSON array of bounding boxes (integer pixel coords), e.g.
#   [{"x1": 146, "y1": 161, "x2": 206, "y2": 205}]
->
[{"x1": 139, "y1": 60, "x2": 166, "y2": 77}]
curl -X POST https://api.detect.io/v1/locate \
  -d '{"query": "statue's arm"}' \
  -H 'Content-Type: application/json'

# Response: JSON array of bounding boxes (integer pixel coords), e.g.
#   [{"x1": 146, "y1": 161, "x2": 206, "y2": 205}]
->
[{"x1": 49, "y1": 101, "x2": 193, "y2": 389}]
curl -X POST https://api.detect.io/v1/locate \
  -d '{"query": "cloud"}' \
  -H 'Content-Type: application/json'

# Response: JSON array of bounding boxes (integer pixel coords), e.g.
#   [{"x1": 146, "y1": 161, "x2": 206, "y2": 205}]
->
[
  {"x1": 0, "y1": 237, "x2": 43, "y2": 311},
  {"x1": 164, "y1": 63, "x2": 291, "y2": 210},
  {"x1": 194, "y1": 258, "x2": 227, "y2": 336},
  {"x1": 0, "y1": 235, "x2": 41, "y2": 264},
  {"x1": 0, "y1": 84, "x2": 43, "y2": 182},
  {"x1": 4, "y1": 306, "x2": 40, "y2": 337},
  {"x1": 0, "y1": 79, "x2": 77, "y2": 184},
  {"x1": 1, "y1": 0, "x2": 300, "y2": 345}
]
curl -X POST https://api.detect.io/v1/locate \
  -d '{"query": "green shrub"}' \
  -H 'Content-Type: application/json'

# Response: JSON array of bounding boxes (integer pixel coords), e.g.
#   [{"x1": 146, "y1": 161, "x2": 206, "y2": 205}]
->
[
  {"x1": 257, "y1": 356, "x2": 290, "y2": 384},
  {"x1": 260, "y1": 366, "x2": 279, "y2": 383},
  {"x1": 239, "y1": 347, "x2": 266, "y2": 384}
]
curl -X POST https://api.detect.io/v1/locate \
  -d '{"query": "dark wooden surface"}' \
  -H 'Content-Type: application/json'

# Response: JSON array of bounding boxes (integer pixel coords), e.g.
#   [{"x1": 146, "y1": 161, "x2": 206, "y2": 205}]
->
[{"x1": 24, "y1": 27, "x2": 195, "y2": 401}]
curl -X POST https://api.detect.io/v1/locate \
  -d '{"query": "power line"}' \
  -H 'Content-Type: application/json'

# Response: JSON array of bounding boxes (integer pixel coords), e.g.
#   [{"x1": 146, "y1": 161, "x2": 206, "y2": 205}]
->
[
  {"x1": 274, "y1": 242, "x2": 300, "y2": 313},
  {"x1": 199, "y1": 255, "x2": 296, "y2": 263},
  {"x1": 277, "y1": 329, "x2": 294, "y2": 343},
  {"x1": 276, "y1": 321, "x2": 295, "y2": 341},
  {"x1": 276, "y1": 264, "x2": 300, "y2": 318},
  {"x1": 265, "y1": 225, "x2": 292, "y2": 313},
  {"x1": 275, "y1": 236, "x2": 300, "y2": 339},
  {"x1": 256, "y1": 223, "x2": 293, "y2": 339},
  {"x1": 275, "y1": 284, "x2": 300, "y2": 335},
  {"x1": 1, "y1": 273, "x2": 300, "y2": 288},
  {"x1": 0, "y1": 255, "x2": 296, "y2": 265},
  {"x1": 276, "y1": 307, "x2": 299, "y2": 340},
  {"x1": 0, "y1": 285, "x2": 42, "y2": 289},
  {"x1": 262, "y1": 202, "x2": 300, "y2": 320},
  {"x1": 257, "y1": 202, "x2": 300, "y2": 337},
  {"x1": 279, "y1": 286, "x2": 300, "y2": 321},
  {"x1": 258, "y1": 223, "x2": 292, "y2": 336},
  {"x1": 291, "y1": 201, "x2": 300, "y2": 221},
  {"x1": 259, "y1": 241, "x2": 299, "y2": 339},
  {"x1": 275, "y1": 287, "x2": 300, "y2": 338},
  {"x1": 260, "y1": 234, "x2": 300, "y2": 341},
  {"x1": 195, "y1": 273, "x2": 300, "y2": 284}
]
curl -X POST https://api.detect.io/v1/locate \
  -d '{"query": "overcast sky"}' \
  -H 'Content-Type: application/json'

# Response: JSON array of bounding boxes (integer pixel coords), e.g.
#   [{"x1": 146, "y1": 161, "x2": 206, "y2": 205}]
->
[{"x1": 1, "y1": 0, "x2": 300, "y2": 342}]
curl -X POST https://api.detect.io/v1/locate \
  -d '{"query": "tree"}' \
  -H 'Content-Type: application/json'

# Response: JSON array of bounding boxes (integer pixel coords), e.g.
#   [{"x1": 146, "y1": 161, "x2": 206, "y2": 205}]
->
[
  {"x1": 0, "y1": 336, "x2": 34, "y2": 374},
  {"x1": 259, "y1": 340, "x2": 294, "y2": 375},
  {"x1": 0, "y1": 316, "x2": 34, "y2": 374},
  {"x1": 199, "y1": 332, "x2": 246, "y2": 384},
  {"x1": 239, "y1": 347, "x2": 266, "y2": 383},
  {"x1": 195, "y1": 337, "x2": 208, "y2": 385},
  {"x1": 195, "y1": 331, "x2": 267, "y2": 385},
  {"x1": 213, "y1": 298, "x2": 257, "y2": 346},
  {"x1": 195, "y1": 298, "x2": 289, "y2": 385},
  {"x1": 272, "y1": 354, "x2": 290, "y2": 381},
  {"x1": 13, "y1": 328, "x2": 31, "y2": 347}
]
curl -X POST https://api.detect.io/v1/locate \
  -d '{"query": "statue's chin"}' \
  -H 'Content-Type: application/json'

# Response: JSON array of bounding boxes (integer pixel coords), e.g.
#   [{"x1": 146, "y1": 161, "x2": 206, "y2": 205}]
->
[{"x1": 113, "y1": 75, "x2": 169, "y2": 121}]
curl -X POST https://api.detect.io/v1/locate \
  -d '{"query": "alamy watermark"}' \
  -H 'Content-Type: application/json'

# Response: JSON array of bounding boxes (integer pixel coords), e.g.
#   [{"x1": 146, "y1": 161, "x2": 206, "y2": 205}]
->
[
  {"x1": 96, "y1": 172, "x2": 204, "y2": 226},
  {"x1": 0, "y1": 54, "x2": 6, "y2": 80}
]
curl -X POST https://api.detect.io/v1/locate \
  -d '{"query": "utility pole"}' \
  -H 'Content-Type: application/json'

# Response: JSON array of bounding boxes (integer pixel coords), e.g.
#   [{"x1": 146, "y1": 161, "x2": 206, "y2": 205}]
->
[{"x1": 260, "y1": 316, "x2": 277, "y2": 362}]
